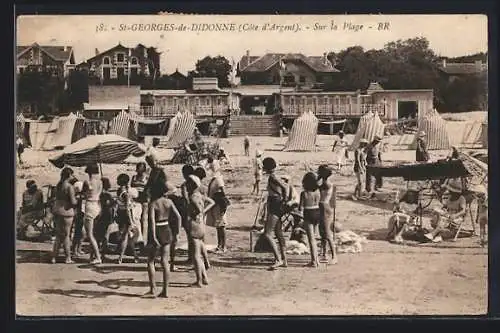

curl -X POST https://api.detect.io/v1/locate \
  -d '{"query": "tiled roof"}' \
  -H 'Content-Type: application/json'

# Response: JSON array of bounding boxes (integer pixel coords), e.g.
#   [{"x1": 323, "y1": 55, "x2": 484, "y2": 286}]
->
[
  {"x1": 239, "y1": 53, "x2": 338, "y2": 73},
  {"x1": 439, "y1": 63, "x2": 487, "y2": 75},
  {"x1": 17, "y1": 44, "x2": 73, "y2": 62}
]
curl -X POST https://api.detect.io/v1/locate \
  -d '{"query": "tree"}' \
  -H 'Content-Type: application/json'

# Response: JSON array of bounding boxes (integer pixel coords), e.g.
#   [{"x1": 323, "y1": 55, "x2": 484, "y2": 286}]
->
[
  {"x1": 189, "y1": 56, "x2": 232, "y2": 88},
  {"x1": 17, "y1": 67, "x2": 65, "y2": 116}
]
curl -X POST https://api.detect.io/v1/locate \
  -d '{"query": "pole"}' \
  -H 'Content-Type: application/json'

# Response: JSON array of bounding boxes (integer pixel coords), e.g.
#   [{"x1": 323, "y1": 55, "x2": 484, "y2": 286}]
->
[{"x1": 127, "y1": 49, "x2": 131, "y2": 87}]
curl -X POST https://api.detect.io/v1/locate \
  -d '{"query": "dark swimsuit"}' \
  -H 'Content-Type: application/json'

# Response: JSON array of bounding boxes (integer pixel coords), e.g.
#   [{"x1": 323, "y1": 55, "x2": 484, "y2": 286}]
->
[
  {"x1": 148, "y1": 218, "x2": 172, "y2": 246},
  {"x1": 267, "y1": 176, "x2": 285, "y2": 217},
  {"x1": 303, "y1": 208, "x2": 321, "y2": 225}
]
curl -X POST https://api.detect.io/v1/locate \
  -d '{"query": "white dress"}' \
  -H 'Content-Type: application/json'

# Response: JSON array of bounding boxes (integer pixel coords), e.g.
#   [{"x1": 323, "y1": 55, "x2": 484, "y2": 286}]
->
[{"x1": 335, "y1": 137, "x2": 349, "y2": 165}]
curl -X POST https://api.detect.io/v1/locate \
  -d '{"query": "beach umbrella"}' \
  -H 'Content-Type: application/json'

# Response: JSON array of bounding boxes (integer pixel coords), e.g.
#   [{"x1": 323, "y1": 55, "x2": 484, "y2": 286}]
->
[{"x1": 49, "y1": 134, "x2": 146, "y2": 172}]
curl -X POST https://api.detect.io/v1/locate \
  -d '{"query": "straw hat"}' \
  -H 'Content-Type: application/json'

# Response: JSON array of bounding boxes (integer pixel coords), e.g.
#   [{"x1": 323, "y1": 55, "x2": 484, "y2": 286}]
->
[
  {"x1": 189, "y1": 174, "x2": 202, "y2": 188},
  {"x1": 419, "y1": 131, "x2": 426, "y2": 138},
  {"x1": 445, "y1": 179, "x2": 463, "y2": 194}
]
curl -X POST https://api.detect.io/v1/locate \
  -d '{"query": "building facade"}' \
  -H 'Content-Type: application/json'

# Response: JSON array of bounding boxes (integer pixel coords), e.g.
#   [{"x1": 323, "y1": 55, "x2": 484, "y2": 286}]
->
[
  {"x1": 237, "y1": 51, "x2": 339, "y2": 87},
  {"x1": 78, "y1": 43, "x2": 161, "y2": 84},
  {"x1": 17, "y1": 43, "x2": 76, "y2": 77},
  {"x1": 139, "y1": 78, "x2": 232, "y2": 118}
]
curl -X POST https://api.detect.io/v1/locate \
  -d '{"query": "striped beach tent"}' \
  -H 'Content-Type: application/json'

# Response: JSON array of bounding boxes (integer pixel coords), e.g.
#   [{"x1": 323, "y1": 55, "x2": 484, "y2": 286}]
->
[
  {"x1": 16, "y1": 113, "x2": 25, "y2": 136},
  {"x1": 52, "y1": 113, "x2": 79, "y2": 149},
  {"x1": 165, "y1": 110, "x2": 196, "y2": 149},
  {"x1": 350, "y1": 111, "x2": 385, "y2": 150},
  {"x1": 129, "y1": 112, "x2": 169, "y2": 137},
  {"x1": 70, "y1": 112, "x2": 87, "y2": 143},
  {"x1": 108, "y1": 110, "x2": 137, "y2": 141},
  {"x1": 28, "y1": 118, "x2": 59, "y2": 150},
  {"x1": 283, "y1": 111, "x2": 319, "y2": 152},
  {"x1": 411, "y1": 109, "x2": 451, "y2": 150}
]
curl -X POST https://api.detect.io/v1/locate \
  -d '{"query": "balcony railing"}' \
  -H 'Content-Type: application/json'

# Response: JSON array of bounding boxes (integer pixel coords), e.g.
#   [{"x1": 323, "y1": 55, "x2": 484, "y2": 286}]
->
[
  {"x1": 282, "y1": 103, "x2": 386, "y2": 117},
  {"x1": 137, "y1": 105, "x2": 230, "y2": 118}
]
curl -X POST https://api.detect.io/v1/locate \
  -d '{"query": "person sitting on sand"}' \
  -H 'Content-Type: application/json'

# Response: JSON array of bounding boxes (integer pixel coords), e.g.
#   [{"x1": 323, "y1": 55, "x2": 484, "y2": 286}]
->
[
  {"x1": 146, "y1": 181, "x2": 181, "y2": 298},
  {"x1": 317, "y1": 165, "x2": 338, "y2": 265},
  {"x1": 299, "y1": 172, "x2": 322, "y2": 268},
  {"x1": 262, "y1": 157, "x2": 289, "y2": 270},
  {"x1": 17, "y1": 180, "x2": 44, "y2": 239},
  {"x1": 251, "y1": 150, "x2": 263, "y2": 195},
  {"x1": 424, "y1": 179, "x2": 467, "y2": 243},
  {"x1": 387, "y1": 187, "x2": 420, "y2": 244},
  {"x1": 187, "y1": 175, "x2": 215, "y2": 287}
]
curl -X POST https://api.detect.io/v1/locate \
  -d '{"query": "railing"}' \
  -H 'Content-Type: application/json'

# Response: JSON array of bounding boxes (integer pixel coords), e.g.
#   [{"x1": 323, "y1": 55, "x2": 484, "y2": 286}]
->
[
  {"x1": 137, "y1": 105, "x2": 230, "y2": 118},
  {"x1": 282, "y1": 103, "x2": 386, "y2": 117}
]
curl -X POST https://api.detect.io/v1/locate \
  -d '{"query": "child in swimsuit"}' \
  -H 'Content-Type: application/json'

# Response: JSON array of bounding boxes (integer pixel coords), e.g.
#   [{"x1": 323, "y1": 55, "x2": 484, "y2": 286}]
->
[
  {"x1": 116, "y1": 173, "x2": 140, "y2": 264},
  {"x1": 251, "y1": 150, "x2": 264, "y2": 195},
  {"x1": 299, "y1": 172, "x2": 321, "y2": 267},
  {"x1": 186, "y1": 175, "x2": 215, "y2": 287},
  {"x1": 317, "y1": 165, "x2": 338, "y2": 265},
  {"x1": 146, "y1": 181, "x2": 181, "y2": 298},
  {"x1": 262, "y1": 157, "x2": 289, "y2": 270}
]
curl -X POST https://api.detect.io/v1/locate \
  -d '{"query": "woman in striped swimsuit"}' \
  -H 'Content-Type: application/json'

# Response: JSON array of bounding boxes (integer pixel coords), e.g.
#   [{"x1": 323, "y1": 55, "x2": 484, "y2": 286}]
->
[
  {"x1": 317, "y1": 165, "x2": 338, "y2": 265},
  {"x1": 82, "y1": 164, "x2": 103, "y2": 264},
  {"x1": 262, "y1": 157, "x2": 289, "y2": 270}
]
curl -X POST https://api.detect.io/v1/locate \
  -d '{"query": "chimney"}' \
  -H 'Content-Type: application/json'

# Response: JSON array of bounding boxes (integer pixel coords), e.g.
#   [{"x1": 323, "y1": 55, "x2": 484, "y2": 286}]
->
[
  {"x1": 95, "y1": 48, "x2": 100, "y2": 56},
  {"x1": 323, "y1": 52, "x2": 328, "y2": 65},
  {"x1": 442, "y1": 58, "x2": 447, "y2": 68}
]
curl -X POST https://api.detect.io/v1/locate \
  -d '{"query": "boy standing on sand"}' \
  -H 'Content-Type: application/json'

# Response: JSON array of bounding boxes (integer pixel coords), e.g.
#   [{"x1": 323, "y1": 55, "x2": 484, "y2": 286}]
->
[
  {"x1": 244, "y1": 136, "x2": 250, "y2": 156},
  {"x1": 251, "y1": 150, "x2": 263, "y2": 195}
]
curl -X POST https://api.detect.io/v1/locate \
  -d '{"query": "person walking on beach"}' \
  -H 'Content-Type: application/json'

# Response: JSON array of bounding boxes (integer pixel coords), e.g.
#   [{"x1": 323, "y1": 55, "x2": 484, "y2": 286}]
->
[
  {"x1": 332, "y1": 130, "x2": 349, "y2": 171},
  {"x1": 244, "y1": 136, "x2": 250, "y2": 156},
  {"x1": 415, "y1": 131, "x2": 429, "y2": 162},
  {"x1": 251, "y1": 150, "x2": 263, "y2": 195},
  {"x1": 365, "y1": 136, "x2": 384, "y2": 196}
]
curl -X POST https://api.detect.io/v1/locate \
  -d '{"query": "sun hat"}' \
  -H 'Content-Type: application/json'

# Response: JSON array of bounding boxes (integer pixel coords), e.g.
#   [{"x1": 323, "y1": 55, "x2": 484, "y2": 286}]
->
[
  {"x1": 189, "y1": 174, "x2": 202, "y2": 188},
  {"x1": 338, "y1": 130, "x2": 345, "y2": 135},
  {"x1": 445, "y1": 179, "x2": 463, "y2": 194},
  {"x1": 419, "y1": 131, "x2": 426, "y2": 137}
]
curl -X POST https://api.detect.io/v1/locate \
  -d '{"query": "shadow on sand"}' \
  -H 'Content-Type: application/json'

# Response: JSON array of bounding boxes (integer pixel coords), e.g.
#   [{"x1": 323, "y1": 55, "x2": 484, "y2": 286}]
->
[
  {"x1": 38, "y1": 288, "x2": 141, "y2": 299},
  {"x1": 75, "y1": 278, "x2": 192, "y2": 290}
]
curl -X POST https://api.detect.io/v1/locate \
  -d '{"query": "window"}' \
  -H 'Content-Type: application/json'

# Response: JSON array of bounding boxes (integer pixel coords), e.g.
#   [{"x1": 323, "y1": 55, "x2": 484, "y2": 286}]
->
[
  {"x1": 346, "y1": 96, "x2": 352, "y2": 105},
  {"x1": 335, "y1": 96, "x2": 340, "y2": 106},
  {"x1": 96, "y1": 111, "x2": 104, "y2": 118},
  {"x1": 205, "y1": 97, "x2": 210, "y2": 106},
  {"x1": 299, "y1": 76, "x2": 306, "y2": 84},
  {"x1": 18, "y1": 67, "x2": 24, "y2": 74},
  {"x1": 116, "y1": 53, "x2": 125, "y2": 62},
  {"x1": 290, "y1": 96, "x2": 295, "y2": 105},
  {"x1": 103, "y1": 56, "x2": 110, "y2": 65},
  {"x1": 130, "y1": 68, "x2": 138, "y2": 78},
  {"x1": 324, "y1": 96, "x2": 329, "y2": 105},
  {"x1": 195, "y1": 97, "x2": 200, "y2": 106},
  {"x1": 217, "y1": 97, "x2": 222, "y2": 105},
  {"x1": 131, "y1": 57, "x2": 138, "y2": 65}
]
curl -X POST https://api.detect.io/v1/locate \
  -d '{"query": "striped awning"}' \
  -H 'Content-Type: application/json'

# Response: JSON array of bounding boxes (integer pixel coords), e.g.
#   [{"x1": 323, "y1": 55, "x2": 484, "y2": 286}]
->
[
  {"x1": 350, "y1": 111, "x2": 385, "y2": 150},
  {"x1": 411, "y1": 109, "x2": 450, "y2": 150},
  {"x1": 49, "y1": 134, "x2": 146, "y2": 168},
  {"x1": 165, "y1": 110, "x2": 196, "y2": 148}
]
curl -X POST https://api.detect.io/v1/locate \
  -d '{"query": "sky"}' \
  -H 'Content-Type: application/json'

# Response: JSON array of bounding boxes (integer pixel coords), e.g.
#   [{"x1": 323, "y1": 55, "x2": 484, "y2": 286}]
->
[{"x1": 16, "y1": 14, "x2": 488, "y2": 75}]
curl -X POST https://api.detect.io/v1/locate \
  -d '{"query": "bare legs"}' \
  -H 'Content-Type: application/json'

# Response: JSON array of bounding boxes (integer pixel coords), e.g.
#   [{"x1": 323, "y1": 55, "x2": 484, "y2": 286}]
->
[
  {"x1": 51, "y1": 215, "x2": 73, "y2": 264},
  {"x1": 84, "y1": 216, "x2": 102, "y2": 264},
  {"x1": 263, "y1": 209, "x2": 287, "y2": 269},
  {"x1": 216, "y1": 226, "x2": 227, "y2": 252},
  {"x1": 319, "y1": 203, "x2": 337, "y2": 264},
  {"x1": 305, "y1": 222, "x2": 319, "y2": 267},
  {"x1": 147, "y1": 245, "x2": 170, "y2": 298},
  {"x1": 251, "y1": 180, "x2": 260, "y2": 195},
  {"x1": 192, "y1": 238, "x2": 208, "y2": 287}
]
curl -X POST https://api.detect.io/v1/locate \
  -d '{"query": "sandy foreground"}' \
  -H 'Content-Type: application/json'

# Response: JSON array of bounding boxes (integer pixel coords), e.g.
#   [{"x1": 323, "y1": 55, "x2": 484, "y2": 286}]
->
[{"x1": 15, "y1": 134, "x2": 488, "y2": 316}]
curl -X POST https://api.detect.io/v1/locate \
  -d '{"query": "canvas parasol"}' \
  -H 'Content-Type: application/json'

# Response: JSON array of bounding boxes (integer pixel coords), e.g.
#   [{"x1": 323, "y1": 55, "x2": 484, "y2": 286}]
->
[{"x1": 49, "y1": 134, "x2": 146, "y2": 172}]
